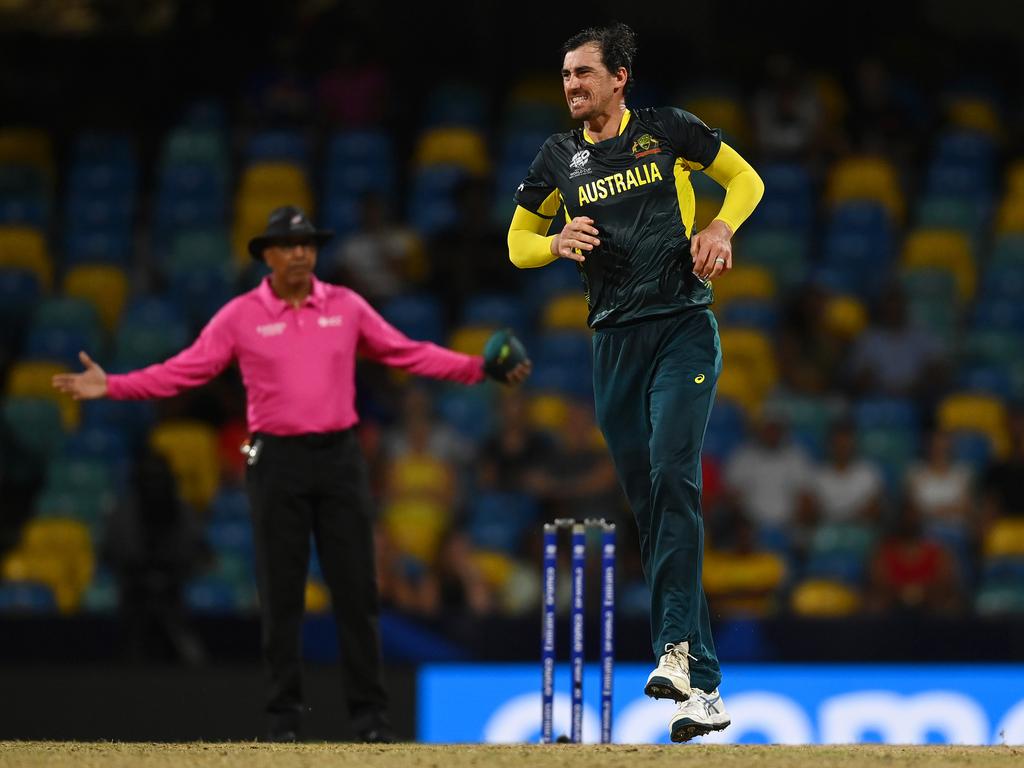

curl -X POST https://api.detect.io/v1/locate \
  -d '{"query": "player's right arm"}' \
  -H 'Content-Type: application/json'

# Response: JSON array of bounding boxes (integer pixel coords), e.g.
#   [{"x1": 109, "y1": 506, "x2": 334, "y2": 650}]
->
[
  {"x1": 507, "y1": 141, "x2": 600, "y2": 267},
  {"x1": 52, "y1": 307, "x2": 236, "y2": 401}
]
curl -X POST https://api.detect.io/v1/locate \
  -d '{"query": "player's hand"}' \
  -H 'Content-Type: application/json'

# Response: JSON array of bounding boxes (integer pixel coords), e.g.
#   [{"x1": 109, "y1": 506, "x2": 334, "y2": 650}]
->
[
  {"x1": 691, "y1": 219, "x2": 734, "y2": 280},
  {"x1": 505, "y1": 360, "x2": 532, "y2": 386},
  {"x1": 52, "y1": 351, "x2": 108, "y2": 400},
  {"x1": 551, "y1": 216, "x2": 600, "y2": 262}
]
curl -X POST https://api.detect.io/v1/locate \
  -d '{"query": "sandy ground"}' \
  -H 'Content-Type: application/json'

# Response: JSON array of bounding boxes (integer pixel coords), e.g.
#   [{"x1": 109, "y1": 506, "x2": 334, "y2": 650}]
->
[{"x1": 1, "y1": 743, "x2": 1021, "y2": 768}]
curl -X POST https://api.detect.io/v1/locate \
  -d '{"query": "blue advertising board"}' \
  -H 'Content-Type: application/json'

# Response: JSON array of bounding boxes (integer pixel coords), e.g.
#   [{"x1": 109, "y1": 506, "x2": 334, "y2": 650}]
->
[{"x1": 418, "y1": 664, "x2": 1024, "y2": 744}]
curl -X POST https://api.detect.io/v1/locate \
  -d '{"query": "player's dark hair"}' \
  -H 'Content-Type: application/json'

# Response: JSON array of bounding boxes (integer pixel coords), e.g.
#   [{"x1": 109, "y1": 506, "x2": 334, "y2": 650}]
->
[{"x1": 561, "y1": 22, "x2": 637, "y2": 94}]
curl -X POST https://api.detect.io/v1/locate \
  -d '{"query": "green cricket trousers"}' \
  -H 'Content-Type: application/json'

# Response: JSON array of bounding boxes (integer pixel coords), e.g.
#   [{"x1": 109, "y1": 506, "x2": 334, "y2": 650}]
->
[{"x1": 592, "y1": 307, "x2": 722, "y2": 692}]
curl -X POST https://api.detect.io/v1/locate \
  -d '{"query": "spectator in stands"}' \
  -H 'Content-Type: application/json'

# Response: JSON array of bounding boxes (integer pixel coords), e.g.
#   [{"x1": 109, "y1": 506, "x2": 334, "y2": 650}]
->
[
  {"x1": 327, "y1": 193, "x2": 425, "y2": 305},
  {"x1": 723, "y1": 409, "x2": 815, "y2": 538},
  {"x1": 807, "y1": 420, "x2": 884, "y2": 525},
  {"x1": 752, "y1": 54, "x2": 824, "y2": 163},
  {"x1": 384, "y1": 385, "x2": 471, "y2": 475},
  {"x1": 529, "y1": 399, "x2": 620, "y2": 522},
  {"x1": 982, "y1": 407, "x2": 1024, "y2": 523},
  {"x1": 104, "y1": 445, "x2": 207, "y2": 665},
  {"x1": 702, "y1": 513, "x2": 787, "y2": 618},
  {"x1": 846, "y1": 286, "x2": 947, "y2": 399},
  {"x1": 906, "y1": 430, "x2": 975, "y2": 530},
  {"x1": 866, "y1": 502, "x2": 962, "y2": 616},
  {"x1": 478, "y1": 390, "x2": 552, "y2": 494},
  {"x1": 777, "y1": 286, "x2": 845, "y2": 395}
]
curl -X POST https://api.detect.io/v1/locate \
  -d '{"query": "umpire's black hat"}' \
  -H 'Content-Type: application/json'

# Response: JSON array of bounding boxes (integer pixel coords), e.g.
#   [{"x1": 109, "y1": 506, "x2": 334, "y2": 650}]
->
[{"x1": 247, "y1": 206, "x2": 334, "y2": 260}]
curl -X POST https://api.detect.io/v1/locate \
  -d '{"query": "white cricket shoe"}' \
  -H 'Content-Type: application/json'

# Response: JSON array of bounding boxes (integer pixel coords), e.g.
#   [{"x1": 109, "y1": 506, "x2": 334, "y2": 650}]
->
[
  {"x1": 643, "y1": 642, "x2": 693, "y2": 702},
  {"x1": 669, "y1": 687, "x2": 731, "y2": 743}
]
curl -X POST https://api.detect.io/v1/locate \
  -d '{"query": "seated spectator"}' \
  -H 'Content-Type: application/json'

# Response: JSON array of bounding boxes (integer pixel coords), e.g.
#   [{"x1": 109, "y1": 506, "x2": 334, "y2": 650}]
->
[
  {"x1": 703, "y1": 513, "x2": 787, "y2": 618},
  {"x1": 478, "y1": 390, "x2": 552, "y2": 494},
  {"x1": 846, "y1": 287, "x2": 947, "y2": 399},
  {"x1": 866, "y1": 503, "x2": 962, "y2": 616},
  {"x1": 327, "y1": 193, "x2": 426, "y2": 305},
  {"x1": 385, "y1": 385, "x2": 471, "y2": 472},
  {"x1": 777, "y1": 287, "x2": 845, "y2": 395},
  {"x1": 982, "y1": 408, "x2": 1024, "y2": 524},
  {"x1": 723, "y1": 409, "x2": 815, "y2": 537},
  {"x1": 529, "y1": 400, "x2": 620, "y2": 523},
  {"x1": 752, "y1": 54, "x2": 824, "y2": 163},
  {"x1": 808, "y1": 421, "x2": 884, "y2": 525},
  {"x1": 104, "y1": 446, "x2": 207, "y2": 663},
  {"x1": 906, "y1": 430, "x2": 974, "y2": 530}
]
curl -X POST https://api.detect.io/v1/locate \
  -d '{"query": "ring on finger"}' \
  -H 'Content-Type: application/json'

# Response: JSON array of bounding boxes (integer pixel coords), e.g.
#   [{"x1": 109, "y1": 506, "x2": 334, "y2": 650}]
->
[{"x1": 714, "y1": 257, "x2": 726, "y2": 264}]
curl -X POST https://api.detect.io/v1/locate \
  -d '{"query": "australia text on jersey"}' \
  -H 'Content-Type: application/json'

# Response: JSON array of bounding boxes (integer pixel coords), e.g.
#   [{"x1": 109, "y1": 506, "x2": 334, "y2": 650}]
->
[{"x1": 577, "y1": 160, "x2": 663, "y2": 207}]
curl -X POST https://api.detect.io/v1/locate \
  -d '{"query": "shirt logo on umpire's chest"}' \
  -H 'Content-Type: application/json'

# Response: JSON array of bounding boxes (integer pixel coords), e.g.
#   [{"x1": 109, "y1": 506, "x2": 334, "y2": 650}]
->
[
  {"x1": 318, "y1": 315, "x2": 343, "y2": 328},
  {"x1": 256, "y1": 322, "x2": 287, "y2": 337}
]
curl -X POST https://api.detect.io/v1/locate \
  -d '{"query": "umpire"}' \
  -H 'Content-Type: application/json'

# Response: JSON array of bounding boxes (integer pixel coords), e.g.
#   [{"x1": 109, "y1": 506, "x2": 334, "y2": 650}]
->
[{"x1": 54, "y1": 206, "x2": 530, "y2": 742}]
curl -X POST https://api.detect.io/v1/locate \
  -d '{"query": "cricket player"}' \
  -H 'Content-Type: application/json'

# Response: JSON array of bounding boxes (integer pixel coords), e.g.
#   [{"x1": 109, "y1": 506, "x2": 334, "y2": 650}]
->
[{"x1": 507, "y1": 22, "x2": 764, "y2": 742}]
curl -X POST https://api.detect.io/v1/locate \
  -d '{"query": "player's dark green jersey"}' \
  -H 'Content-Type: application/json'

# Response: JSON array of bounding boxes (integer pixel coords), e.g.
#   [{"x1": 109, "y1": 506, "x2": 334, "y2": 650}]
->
[{"x1": 515, "y1": 107, "x2": 722, "y2": 329}]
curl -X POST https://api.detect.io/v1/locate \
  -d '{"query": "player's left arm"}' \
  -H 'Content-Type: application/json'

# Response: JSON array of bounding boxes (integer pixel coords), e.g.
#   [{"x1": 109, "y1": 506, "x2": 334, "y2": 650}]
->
[{"x1": 691, "y1": 143, "x2": 765, "y2": 280}]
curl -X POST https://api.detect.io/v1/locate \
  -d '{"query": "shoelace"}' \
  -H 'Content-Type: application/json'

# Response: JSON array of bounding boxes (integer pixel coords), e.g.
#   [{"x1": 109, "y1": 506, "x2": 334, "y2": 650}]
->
[{"x1": 662, "y1": 643, "x2": 698, "y2": 672}]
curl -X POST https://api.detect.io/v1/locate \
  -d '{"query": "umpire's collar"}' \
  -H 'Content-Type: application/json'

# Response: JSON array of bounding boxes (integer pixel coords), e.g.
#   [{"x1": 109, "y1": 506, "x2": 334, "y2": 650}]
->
[{"x1": 257, "y1": 275, "x2": 328, "y2": 316}]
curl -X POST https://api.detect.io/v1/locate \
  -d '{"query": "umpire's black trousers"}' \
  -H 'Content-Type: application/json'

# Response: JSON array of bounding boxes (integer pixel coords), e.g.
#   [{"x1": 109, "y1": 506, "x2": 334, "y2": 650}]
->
[{"x1": 245, "y1": 428, "x2": 387, "y2": 735}]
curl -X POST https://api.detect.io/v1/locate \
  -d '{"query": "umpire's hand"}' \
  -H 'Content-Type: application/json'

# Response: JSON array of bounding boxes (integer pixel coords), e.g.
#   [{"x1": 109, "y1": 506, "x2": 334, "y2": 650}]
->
[
  {"x1": 52, "y1": 351, "x2": 108, "y2": 400},
  {"x1": 551, "y1": 216, "x2": 600, "y2": 263},
  {"x1": 483, "y1": 330, "x2": 532, "y2": 385}
]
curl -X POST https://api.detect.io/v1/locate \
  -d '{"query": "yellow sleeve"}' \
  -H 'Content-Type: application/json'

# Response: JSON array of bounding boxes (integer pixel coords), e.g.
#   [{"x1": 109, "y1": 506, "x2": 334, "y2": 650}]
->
[
  {"x1": 507, "y1": 205, "x2": 560, "y2": 269},
  {"x1": 703, "y1": 142, "x2": 765, "y2": 234}
]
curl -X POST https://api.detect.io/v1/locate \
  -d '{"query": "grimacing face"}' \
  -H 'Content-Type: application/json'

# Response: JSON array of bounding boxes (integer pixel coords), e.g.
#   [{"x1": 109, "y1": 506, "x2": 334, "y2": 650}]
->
[{"x1": 561, "y1": 43, "x2": 627, "y2": 122}]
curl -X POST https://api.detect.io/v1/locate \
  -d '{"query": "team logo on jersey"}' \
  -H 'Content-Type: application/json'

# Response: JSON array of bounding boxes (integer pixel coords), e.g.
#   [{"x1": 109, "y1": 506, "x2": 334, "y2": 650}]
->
[
  {"x1": 632, "y1": 134, "x2": 661, "y2": 158},
  {"x1": 568, "y1": 149, "x2": 592, "y2": 178}
]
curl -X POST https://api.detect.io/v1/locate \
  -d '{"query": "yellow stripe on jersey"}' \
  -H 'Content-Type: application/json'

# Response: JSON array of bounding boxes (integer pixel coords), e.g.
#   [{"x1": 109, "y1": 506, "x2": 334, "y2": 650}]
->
[
  {"x1": 582, "y1": 109, "x2": 632, "y2": 145},
  {"x1": 673, "y1": 158, "x2": 698, "y2": 236}
]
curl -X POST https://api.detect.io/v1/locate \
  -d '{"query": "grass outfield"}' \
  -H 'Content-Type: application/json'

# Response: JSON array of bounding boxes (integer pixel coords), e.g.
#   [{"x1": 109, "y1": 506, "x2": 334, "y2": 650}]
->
[{"x1": 1, "y1": 743, "x2": 1021, "y2": 767}]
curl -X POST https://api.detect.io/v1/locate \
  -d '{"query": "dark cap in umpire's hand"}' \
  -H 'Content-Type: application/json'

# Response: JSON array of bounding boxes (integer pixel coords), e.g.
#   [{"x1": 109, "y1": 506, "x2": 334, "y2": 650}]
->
[{"x1": 248, "y1": 206, "x2": 334, "y2": 260}]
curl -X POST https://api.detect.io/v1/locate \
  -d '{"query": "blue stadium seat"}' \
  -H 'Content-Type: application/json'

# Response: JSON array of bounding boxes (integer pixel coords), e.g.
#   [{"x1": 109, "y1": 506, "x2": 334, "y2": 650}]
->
[
  {"x1": 926, "y1": 162, "x2": 992, "y2": 200},
  {"x1": 853, "y1": 398, "x2": 920, "y2": 431},
  {"x1": 467, "y1": 492, "x2": 540, "y2": 553},
  {"x1": 703, "y1": 401, "x2": 747, "y2": 460},
  {"x1": 207, "y1": 519, "x2": 256, "y2": 563},
  {"x1": 0, "y1": 583, "x2": 58, "y2": 614},
  {"x1": 80, "y1": 399, "x2": 157, "y2": 449},
  {"x1": 980, "y1": 266, "x2": 1024, "y2": 302},
  {"x1": 67, "y1": 163, "x2": 137, "y2": 197},
  {"x1": 320, "y1": 193, "x2": 362, "y2": 239},
  {"x1": 158, "y1": 164, "x2": 228, "y2": 198},
  {"x1": 24, "y1": 327, "x2": 101, "y2": 367},
  {"x1": 804, "y1": 551, "x2": 866, "y2": 586},
  {"x1": 65, "y1": 229, "x2": 132, "y2": 266},
  {"x1": 185, "y1": 577, "x2": 241, "y2": 614},
  {"x1": 65, "y1": 426, "x2": 128, "y2": 466},
  {"x1": 244, "y1": 131, "x2": 309, "y2": 165},
  {"x1": 425, "y1": 83, "x2": 487, "y2": 129},
  {"x1": 380, "y1": 294, "x2": 445, "y2": 345},
  {"x1": 210, "y1": 488, "x2": 251, "y2": 522},
  {"x1": 935, "y1": 130, "x2": 995, "y2": 167},
  {"x1": 66, "y1": 195, "x2": 134, "y2": 229},
  {"x1": 956, "y1": 365, "x2": 1016, "y2": 400},
  {"x1": 0, "y1": 198, "x2": 48, "y2": 227},
  {"x1": 167, "y1": 264, "x2": 233, "y2": 329},
  {"x1": 436, "y1": 385, "x2": 494, "y2": 444},
  {"x1": 719, "y1": 300, "x2": 779, "y2": 332},
  {"x1": 0, "y1": 268, "x2": 41, "y2": 341},
  {"x1": 461, "y1": 294, "x2": 526, "y2": 332},
  {"x1": 949, "y1": 431, "x2": 994, "y2": 470},
  {"x1": 72, "y1": 133, "x2": 136, "y2": 166}
]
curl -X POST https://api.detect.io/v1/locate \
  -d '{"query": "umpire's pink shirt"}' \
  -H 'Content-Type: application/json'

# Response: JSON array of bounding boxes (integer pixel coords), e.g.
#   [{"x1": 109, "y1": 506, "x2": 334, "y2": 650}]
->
[{"x1": 107, "y1": 277, "x2": 484, "y2": 435}]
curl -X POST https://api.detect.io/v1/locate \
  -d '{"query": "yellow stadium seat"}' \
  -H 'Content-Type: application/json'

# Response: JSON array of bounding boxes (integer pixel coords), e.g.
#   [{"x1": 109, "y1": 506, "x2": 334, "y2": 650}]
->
[
  {"x1": 823, "y1": 294, "x2": 868, "y2": 340},
  {"x1": 6, "y1": 361, "x2": 78, "y2": 429},
  {"x1": 685, "y1": 97, "x2": 750, "y2": 148},
  {"x1": 382, "y1": 497, "x2": 450, "y2": 564},
  {"x1": 900, "y1": 229, "x2": 976, "y2": 302},
  {"x1": 305, "y1": 580, "x2": 331, "y2": 614},
  {"x1": 509, "y1": 77, "x2": 567, "y2": 110},
  {"x1": 1005, "y1": 161, "x2": 1024, "y2": 198},
  {"x1": 388, "y1": 454, "x2": 452, "y2": 501},
  {"x1": 448, "y1": 325, "x2": 497, "y2": 356},
  {"x1": 150, "y1": 420, "x2": 221, "y2": 510},
  {"x1": 528, "y1": 393, "x2": 570, "y2": 431},
  {"x1": 715, "y1": 366, "x2": 765, "y2": 418},
  {"x1": 995, "y1": 196, "x2": 1024, "y2": 235},
  {"x1": 0, "y1": 128, "x2": 54, "y2": 175},
  {"x1": 542, "y1": 292, "x2": 589, "y2": 331},
  {"x1": 8, "y1": 518, "x2": 96, "y2": 612},
  {"x1": 947, "y1": 97, "x2": 1003, "y2": 139},
  {"x1": 937, "y1": 393, "x2": 1010, "y2": 459},
  {"x1": 238, "y1": 162, "x2": 312, "y2": 200},
  {"x1": 471, "y1": 550, "x2": 516, "y2": 589},
  {"x1": 826, "y1": 156, "x2": 904, "y2": 220},
  {"x1": 413, "y1": 127, "x2": 490, "y2": 175},
  {"x1": 790, "y1": 579, "x2": 862, "y2": 617},
  {"x1": 984, "y1": 519, "x2": 1024, "y2": 558},
  {"x1": 718, "y1": 328, "x2": 777, "y2": 398},
  {"x1": 0, "y1": 226, "x2": 52, "y2": 288},
  {"x1": 63, "y1": 265, "x2": 128, "y2": 332},
  {"x1": 711, "y1": 266, "x2": 776, "y2": 311}
]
